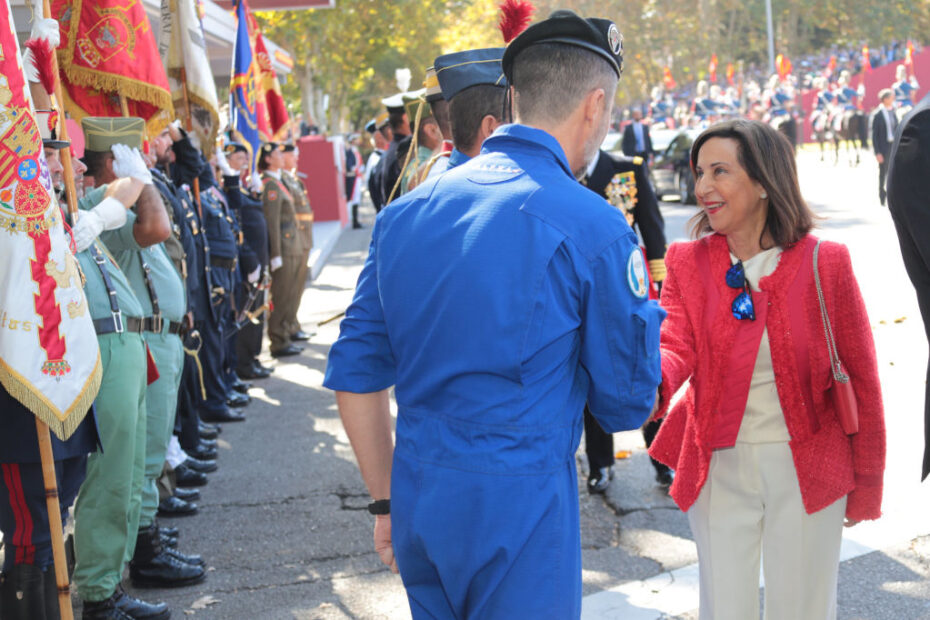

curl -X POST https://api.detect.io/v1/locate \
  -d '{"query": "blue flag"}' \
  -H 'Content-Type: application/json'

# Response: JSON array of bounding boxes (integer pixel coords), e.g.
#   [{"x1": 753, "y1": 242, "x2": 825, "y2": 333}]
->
[{"x1": 230, "y1": 0, "x2": 261, "y2": 175}]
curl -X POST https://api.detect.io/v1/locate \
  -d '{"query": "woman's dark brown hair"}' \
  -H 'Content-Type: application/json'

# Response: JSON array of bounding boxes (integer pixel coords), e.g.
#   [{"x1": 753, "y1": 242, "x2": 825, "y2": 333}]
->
[{"x1": 688, "y1": 119, "x2": 815, "y2": 247}]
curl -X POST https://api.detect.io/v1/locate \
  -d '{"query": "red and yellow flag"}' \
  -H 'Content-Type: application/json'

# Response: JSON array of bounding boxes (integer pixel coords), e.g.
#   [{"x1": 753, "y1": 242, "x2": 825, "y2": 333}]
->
[
  {"x1": 708, "y1": 54, "x2": 718, "y2": 83},
  {"x1": 862, "y1": 46, "x2": 872, "y2": 73},
  {"x1": 52, "y1": 0, "x2": 174, "y2": 132},
  {"x1": 0, "y1": 0, "x2": 101, "y2": 439},
  {"x1": 241, "y1": 2, "x2": 288, "y2": 140},
  {"x1": 662, "y1": 66, "x2": 676, "y2": 91}
]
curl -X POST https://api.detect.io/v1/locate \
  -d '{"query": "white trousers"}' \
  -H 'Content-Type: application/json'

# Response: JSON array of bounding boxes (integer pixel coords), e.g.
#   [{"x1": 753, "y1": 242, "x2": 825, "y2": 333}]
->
[{"x1": 687, "y1": 442, "x2": 847, "y2": 620}]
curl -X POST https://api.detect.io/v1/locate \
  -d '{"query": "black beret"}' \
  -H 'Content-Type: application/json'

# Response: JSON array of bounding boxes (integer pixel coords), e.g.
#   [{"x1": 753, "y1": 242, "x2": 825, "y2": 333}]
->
[
  {"x1": 260, "y1": 142, "x2": 281, "y2": 155},
  {"x1": 502, "y1": 10, "x2": 623, "y2": 83},
  {"x1": 281, "y1": 143, "x2": 297, "y2": 153}
]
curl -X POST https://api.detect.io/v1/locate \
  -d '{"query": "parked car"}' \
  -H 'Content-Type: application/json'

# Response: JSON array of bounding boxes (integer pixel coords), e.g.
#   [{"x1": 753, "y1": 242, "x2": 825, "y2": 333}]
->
[
  {"x1": 601, "y1": 131, "x2": 622, "y2": 153},
  {"x1": 650, "y1": 128, "x2": 701, "y2": 204}
]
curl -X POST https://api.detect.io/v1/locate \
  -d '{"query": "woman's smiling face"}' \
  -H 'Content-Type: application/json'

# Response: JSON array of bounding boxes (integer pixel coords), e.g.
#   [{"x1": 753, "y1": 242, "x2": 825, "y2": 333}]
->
[{"x1": 693, "y1": 137, "x2": 767, "y2": 239}]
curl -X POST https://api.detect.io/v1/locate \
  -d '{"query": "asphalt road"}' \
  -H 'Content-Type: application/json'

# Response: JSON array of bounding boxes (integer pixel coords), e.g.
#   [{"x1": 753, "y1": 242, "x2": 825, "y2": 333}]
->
[{"x1": 3, "y1": 146, "x2": 927, "y2": 619}]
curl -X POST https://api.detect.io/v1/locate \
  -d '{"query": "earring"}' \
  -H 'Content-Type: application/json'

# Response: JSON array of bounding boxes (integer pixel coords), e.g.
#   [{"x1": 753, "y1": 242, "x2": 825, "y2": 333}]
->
[{"x1": 760, "y1": 191, "x2": 768, "y2": 199}]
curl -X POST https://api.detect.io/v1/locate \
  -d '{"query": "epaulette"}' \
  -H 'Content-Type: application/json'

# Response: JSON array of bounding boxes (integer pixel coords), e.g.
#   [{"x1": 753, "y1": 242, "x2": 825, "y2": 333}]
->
[{"x1": 418, "y1": 150, "x2": 451, "y2": 182}]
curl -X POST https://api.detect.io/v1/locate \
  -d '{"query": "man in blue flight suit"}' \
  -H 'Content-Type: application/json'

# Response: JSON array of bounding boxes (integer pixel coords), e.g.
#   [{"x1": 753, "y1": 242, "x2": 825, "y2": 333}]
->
[{"x1": 324, "y1": 11, "x2": 664, "y2": 619}]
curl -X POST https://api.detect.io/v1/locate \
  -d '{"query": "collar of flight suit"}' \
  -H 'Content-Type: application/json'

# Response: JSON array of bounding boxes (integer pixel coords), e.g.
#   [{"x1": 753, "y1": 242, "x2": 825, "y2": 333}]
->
[{"x1": 480, "y1": 123, "x2": 575, "y2": 180}]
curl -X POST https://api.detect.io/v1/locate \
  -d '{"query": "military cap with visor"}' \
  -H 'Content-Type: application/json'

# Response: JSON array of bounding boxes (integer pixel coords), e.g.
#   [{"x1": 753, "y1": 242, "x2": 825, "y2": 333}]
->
[
  {"x1": 434, "y1": 48, "x2": 507, "y2": 101},
  {"x1": 501, "y1": 10, "x2": 623, "y2": 82}
]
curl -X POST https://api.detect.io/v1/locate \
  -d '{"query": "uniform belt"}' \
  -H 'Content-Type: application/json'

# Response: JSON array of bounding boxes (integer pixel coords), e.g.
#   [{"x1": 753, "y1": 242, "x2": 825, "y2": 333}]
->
[
  {"x1": 94, "y1": 314, "x2": 144, "y2": 336},
  {"x1": 210, "y1": 256, "x2": 237, "y2": 270},
  {"x1": 139, "y1": 316, "x2": 184, "y2": 334}
]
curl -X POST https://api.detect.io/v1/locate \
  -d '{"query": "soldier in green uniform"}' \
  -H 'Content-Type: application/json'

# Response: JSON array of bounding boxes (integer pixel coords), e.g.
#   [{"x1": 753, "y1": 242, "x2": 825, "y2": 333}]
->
[
  {"x1": 280, "y1": 143, "x2": 313, "y2": 341},
  {"x1": 260, "y1": 143, "x2": 306, "y2": 357},
  {"x1": 69, "y1": 119, "x2": 174, "y2": 618},
  {"x1": 82, "y1": 118, "x2": 207, "y2": 591}
]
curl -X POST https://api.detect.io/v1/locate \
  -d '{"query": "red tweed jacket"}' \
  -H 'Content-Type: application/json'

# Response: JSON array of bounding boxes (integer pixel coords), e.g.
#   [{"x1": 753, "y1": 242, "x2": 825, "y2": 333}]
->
[{"x1": 649, "y1": 233, "x2": 885, "y2": 521}]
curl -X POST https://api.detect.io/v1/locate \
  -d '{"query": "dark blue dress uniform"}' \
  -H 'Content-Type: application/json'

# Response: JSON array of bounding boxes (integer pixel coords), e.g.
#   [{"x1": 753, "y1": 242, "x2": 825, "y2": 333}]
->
[
  {"x1": 225, "y1": 176, "x2": 269, "y2": 378},
  {"x1": 325, "y1": 124, "x2": 665, "y2": 618},
  {"x1": 169, "y1": 136, "x2": 239, "y2": 420},
  {"x1": 582, "y1": 149, "x2": 671, "y2": 487},
  {"x1": 0, "y1": 390, "x2": 96, "y2": 573}
]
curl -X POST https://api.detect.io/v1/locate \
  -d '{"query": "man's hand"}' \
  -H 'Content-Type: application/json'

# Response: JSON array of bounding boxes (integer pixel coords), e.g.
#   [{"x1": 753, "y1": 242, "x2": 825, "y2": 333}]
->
[
  {"x1": 247, "y1": 266, "x2": 261, "y2": 283},
  {"x1": 111, "y1": 144, "x2": 153, "y2": 184},
  {"x1": 167, "y1": 119, "x2": 184, "y2": 143},
  {"x1": 374, "y1": 514, "x2": 398, "y2": 574},
  {"x1": 250, "y1": 173, "x2": 263, "y2": 194},
  {"x1": 71, "y1": 197, "x2": 128, "y2": 252},
  {"x1": 30, "y1": 17, "x2": 60, "y2": 47},
  {"x1": 270, "y1": 256, "x2": 283, "y2": 272},
  {"x1": 216, "y1": 145, "x2": 236, "y2": 177},
  {"x1": 876, "y1": 153, "x2": 885, "y2": 164}
]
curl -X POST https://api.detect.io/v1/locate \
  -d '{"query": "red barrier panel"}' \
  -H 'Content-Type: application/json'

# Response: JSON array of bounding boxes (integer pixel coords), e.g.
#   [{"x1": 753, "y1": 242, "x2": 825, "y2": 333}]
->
[{"x1": 297, "y1": 136, "x2": 346, "y2": 226}]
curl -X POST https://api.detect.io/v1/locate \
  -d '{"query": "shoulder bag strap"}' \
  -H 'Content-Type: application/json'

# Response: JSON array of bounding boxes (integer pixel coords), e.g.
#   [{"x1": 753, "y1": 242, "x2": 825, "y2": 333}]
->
[{"x1": 813, "y1": 240, "x2": 848, "y2": 382}]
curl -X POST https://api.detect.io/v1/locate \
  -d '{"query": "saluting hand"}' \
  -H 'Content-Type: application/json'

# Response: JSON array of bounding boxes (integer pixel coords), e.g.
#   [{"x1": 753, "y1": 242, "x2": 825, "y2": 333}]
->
[
  {"x1": 374, "y1": 514, "x2": 399, "y2": 574},
  {"x1": 111, "y1": 144, "x2": 152, "y2": 185}
]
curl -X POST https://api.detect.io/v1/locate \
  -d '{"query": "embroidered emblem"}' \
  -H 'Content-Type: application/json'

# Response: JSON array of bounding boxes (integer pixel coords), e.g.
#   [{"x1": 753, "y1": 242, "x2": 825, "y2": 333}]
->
[
  {"x1": 267, "y1": 189, "x2": 277, "y2": 201},
  {"x1": 627, "y1": 247, "x2": 648, "y2": 299}
]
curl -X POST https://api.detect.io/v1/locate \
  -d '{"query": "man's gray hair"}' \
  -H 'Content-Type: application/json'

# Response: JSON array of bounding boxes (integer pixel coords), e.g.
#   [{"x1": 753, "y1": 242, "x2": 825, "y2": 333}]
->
[{"x1": 512, "y1": 43, "x2": 618, "y2": 125}]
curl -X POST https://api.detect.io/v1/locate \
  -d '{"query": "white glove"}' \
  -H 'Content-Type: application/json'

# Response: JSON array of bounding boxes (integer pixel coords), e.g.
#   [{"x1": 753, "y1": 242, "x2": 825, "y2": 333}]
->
[
  {"x1": 270, "y1": 256, "x2": 283, "y2": 272},
  {"x1": 111, "y1": 144, "x2": 152, "y2": 184},
  {"x1": 30, "y1": 17, "x2": 60, "y2": 48},
  {"x1": 21, "y1": 48, "x2": 38, "y2": 83},
  {"x1": 71, "y1": 197, "x2": 128, "y2": 252},
  {"x1": 247, "y1": 266, "x2": 261, "y2": 283},
  {"x1": 215, "y1": 145, "x2": 236, "y2": 177},
  {"x1": 249, "y1": 173, "x2": 263, "y2": 194}
]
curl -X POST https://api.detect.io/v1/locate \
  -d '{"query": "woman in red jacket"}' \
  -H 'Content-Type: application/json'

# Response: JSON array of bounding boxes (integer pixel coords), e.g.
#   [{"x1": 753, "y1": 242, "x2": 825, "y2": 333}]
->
[{"x1": 649, "y1": 119, "x2": 885, "y2": 619}]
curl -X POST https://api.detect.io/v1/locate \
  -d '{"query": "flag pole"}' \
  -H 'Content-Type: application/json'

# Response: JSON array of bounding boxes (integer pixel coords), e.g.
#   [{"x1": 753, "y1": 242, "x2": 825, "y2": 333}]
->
[
  {"x1": 178, "y1": 66, "x2": 203, "y2": 220},
  {"x1": 41, "y1": 0, "x2": 79, "y2": 222},
  {"x1": 34, "y1": 418, "x2": 76, "y2": 620},
  {"x1": 30, "y1": 3, "x2": 80, "y2": 618}
]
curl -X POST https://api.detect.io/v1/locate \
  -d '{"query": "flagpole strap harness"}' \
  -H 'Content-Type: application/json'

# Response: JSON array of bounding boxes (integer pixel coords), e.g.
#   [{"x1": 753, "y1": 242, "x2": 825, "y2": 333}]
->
[{"x1": 90, "y1": 242, "x2": 143, "y2": 335}]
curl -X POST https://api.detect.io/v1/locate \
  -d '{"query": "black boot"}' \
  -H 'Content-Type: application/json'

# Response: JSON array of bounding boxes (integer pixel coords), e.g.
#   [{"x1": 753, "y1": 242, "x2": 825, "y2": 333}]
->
[
  {"x1": 352, "y1": 204, "x2": 362, "y2": 229},
  {"x1": 41, "y1": 565, "x2": 63, "y2": 620},
  {"x1": 81, "y1": 585, "x2": 168, "y2": 619},
  {"x1": 0, "y1": 564, "x2": 46, "y2": 619},
  {"x1": 129, "y1": 525, "x2": 205, "y2": 588}
]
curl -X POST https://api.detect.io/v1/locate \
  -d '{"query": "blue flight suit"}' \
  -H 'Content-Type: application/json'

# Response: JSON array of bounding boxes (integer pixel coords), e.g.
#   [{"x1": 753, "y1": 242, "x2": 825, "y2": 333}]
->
[{"x1": 325, "y1": 124, "x2": 665, "y2": 619}]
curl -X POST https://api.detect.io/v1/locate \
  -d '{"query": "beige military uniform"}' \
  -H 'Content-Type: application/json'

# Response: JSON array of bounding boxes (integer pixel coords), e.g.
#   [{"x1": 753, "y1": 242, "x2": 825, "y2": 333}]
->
[
  {"x1": 282, "y1": 170, "x2": 313, "y2": 337},
  {"x1": 263, "y1": 170, "x2": 306, "y2": 352}
]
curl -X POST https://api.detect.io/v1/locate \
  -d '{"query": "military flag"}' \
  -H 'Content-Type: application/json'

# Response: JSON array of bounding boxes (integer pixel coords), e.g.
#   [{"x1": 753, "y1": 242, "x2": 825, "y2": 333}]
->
[
  {"x1": 250, "y1": 22, "x2": 289, "y2": 140},
  {"x1": 158, "y1": 0, "x2": 220, "y2": 150},
  {"x1": 663, "y1": 66, "x2": 676, "y2": 90},
  {"x1": 230, "y1": 0, "x2": 262, "y2": 172},
  {"x1": 0, "y1": 0, "x2": 101, "y2": 440},
  {"x1": 726, "y1": 62, "x2": 735, "y2": 86},
  {"x1": 52, "y1": 0, "x2": 173, "y2": 133},
  {"x1": 708, "y1": 54, "x2": 718, "y2": 83},
  {"x1": 861, "y1": 46, "x2": 872, "y2": 73}
]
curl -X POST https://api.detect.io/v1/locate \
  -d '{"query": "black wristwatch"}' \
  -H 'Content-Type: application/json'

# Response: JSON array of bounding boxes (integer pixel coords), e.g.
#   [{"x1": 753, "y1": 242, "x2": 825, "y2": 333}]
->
[{"x1": 367, "y1": 499, "x2": 390, "y2": 515}]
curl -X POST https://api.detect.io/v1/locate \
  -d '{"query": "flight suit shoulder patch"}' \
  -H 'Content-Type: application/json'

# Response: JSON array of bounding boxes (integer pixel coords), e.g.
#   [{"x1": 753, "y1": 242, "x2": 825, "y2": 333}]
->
[
  {"x1": 626, "y1": 247, "x2": 649, "y2": 299},
  {"x1": 466, "y1": 163, "x2": 525, "y2": 186}
]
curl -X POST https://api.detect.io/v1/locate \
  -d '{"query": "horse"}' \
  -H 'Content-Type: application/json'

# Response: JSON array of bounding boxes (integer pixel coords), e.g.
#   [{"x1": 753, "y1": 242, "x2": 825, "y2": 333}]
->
[
  {"x1": 832, "y1": 109, "x2": 868, "y2": 166},
  {"x1": 810, "y1": 109, "x2": 836, "y2": 162}
]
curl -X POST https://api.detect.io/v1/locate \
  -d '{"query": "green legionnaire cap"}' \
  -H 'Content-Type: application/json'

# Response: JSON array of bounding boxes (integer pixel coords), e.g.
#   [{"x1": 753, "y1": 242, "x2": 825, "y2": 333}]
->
[
  {"x1": 502, "y1": 10, "x2": 624, "y2": 82},
  {"x1": 403, "y1": 88, "x2": 430, "y2": 122},
  {"x1": 434, "y1": 48, "x2": 507, "y2": 101},
  {"x1": 81, "y1": 116, "x2": 145, "y2": 151}
]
